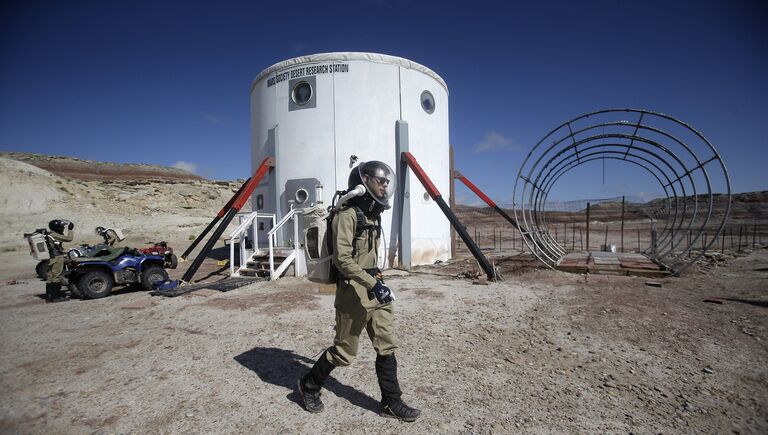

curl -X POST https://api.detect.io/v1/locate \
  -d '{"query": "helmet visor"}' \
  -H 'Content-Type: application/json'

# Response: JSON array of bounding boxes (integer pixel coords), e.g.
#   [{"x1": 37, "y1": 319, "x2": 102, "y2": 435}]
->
[{"x1": 358, "y1": 161, "x2": 396, "y2": 205}]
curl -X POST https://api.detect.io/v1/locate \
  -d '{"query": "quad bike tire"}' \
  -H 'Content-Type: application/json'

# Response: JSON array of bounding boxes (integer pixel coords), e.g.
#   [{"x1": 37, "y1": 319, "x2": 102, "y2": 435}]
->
[
  {"x1": 168, "y1": 254, "x2": 178, "y2": 269},
  {"x1": 141, "y1": 265, "x2": 169, "y2": 291},
  {"x1": 36, "y1": 260, "x2": 49, "y2": 280},
  {"x1": 77, "y1": 270, "x2": 114, "y2": 299}
]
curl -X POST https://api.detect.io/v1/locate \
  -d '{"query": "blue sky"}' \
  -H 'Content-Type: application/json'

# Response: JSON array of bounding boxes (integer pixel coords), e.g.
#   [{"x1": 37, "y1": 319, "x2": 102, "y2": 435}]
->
[{"x1": 1, "y1": 0, "x2": 765, "y2": 205}]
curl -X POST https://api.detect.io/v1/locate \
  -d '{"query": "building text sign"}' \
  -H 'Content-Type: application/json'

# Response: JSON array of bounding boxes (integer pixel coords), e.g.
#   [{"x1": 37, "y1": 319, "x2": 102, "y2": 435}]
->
[{"x1": 267, "y1": 63, "x2": 349, "y2": 87}]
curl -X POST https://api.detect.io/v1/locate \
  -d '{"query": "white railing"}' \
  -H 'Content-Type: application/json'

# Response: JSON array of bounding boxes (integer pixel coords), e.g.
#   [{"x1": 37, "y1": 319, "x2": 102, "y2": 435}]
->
[
  {"x1": 266, "y1": 207, "x2": 306, "y2": 280},
  {"x1": 229, "y1": 211, "x2": 275, "y2": 277},
  {"x1": 229, "y1": 207, "x2": 306, "y2": 280}
]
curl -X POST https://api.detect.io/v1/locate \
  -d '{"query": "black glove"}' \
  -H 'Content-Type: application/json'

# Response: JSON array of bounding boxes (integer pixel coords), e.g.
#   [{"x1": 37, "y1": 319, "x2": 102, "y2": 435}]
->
[{"x1": 371, "y1": 281, "x2": 395, "y2": 304}]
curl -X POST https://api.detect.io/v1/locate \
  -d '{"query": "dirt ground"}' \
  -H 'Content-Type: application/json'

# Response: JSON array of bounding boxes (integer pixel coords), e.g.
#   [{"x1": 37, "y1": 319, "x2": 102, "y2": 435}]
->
[{"x1": 0, "y1": 246, "x2": 766, "y2": 434}]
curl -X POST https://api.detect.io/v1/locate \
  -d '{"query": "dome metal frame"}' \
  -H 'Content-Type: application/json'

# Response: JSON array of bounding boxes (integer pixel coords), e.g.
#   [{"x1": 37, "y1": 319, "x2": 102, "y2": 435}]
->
[{"x1": 512, "y1": 109, "x2": 731, "y2": 275}]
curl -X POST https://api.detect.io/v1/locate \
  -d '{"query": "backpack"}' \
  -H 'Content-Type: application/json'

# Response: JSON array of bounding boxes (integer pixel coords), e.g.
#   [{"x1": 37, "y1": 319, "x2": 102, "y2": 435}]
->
[{"x1": 302, "y1": 192, "x2": 381, "y2": 284}]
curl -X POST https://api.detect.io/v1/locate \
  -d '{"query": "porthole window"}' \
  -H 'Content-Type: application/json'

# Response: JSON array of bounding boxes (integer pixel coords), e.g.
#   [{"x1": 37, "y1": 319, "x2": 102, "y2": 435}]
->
[
  {"x1": 423, "y1": 192, "x2": 431, "y2": 201},
  {"x1": 292, "y1": 81, "x2": 313, "y2": 106},
  {"x1": 420, "y1": 90, "x2": 435, "y2": 114},
  {"x1": 295, "y1": 188, "x2": 309, "y2": 204}
]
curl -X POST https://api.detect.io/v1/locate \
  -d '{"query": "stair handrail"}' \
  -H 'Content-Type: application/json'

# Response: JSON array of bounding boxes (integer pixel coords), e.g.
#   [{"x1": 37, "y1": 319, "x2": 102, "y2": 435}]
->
[
  {"x1": 229, "y1": 211, "x2": 275, "y2": 277},
  {"x1": 267, "y1": 207, "x2": 296, "y2": 280},
  {"x1": 267, "y1": 207, "x2": 297, "y2": 238},
  {"x1": 231, "y1": 211, "x2": 259, "y2": 239},
  {"x1": 229, "y1": 207, "x2": 303, "y2": 280}
]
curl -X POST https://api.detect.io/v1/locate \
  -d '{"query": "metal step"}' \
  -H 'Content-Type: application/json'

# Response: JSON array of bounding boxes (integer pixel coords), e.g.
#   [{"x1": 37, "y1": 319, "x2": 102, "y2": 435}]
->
[
  {"x1": 251, "y1": 247, "x2": 295, "y2": 258},
  {"x1": 238, "y1": 267, "x2": 271, "y2": 278}
]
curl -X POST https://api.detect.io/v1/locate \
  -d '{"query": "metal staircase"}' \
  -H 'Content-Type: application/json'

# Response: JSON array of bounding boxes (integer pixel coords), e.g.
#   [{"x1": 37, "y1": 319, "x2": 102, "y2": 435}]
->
[{"x1": 228, "y1": 208, "x2": 305, "y2": 280}]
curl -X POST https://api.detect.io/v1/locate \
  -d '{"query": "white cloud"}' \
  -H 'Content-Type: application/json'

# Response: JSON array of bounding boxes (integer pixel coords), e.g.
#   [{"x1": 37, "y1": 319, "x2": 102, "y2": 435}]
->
[
  {"x1": 172, "y1": 161, "x2": 197, "y2": 174},
  {"x1": 455, "y1": 193, "x2": 484, "y2": 207},
  {"x1": 201, "y1": 112, "x2": 226, "y2": 125},
  {"x1": 473, "y1": 131, "x2": 521, "y2": 154}
]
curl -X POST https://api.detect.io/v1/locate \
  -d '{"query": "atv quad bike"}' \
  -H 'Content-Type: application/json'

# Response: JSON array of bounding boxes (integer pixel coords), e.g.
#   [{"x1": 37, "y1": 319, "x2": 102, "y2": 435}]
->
[
  {"x1": 66, "y1": 246, "x2": 169, "y2": 299},
  {"x1": 139, "y1": 241, "x2": 178, "y2": 269}
]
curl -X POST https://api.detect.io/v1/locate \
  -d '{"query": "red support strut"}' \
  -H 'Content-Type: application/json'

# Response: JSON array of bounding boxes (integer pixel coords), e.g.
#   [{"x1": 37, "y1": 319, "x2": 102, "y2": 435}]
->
[
  {"x1": 453, "y1": 170, "x2": 527, "y2": 236},
  {"x1": 401, "y1": 152, "x2": 496, "y2": 281},
  {"x1": 180, "y1": 156, "x2": 275, "y2": 283},
  {"x1": 454, "y1": 171, "x2": 497, "y2": 208}
]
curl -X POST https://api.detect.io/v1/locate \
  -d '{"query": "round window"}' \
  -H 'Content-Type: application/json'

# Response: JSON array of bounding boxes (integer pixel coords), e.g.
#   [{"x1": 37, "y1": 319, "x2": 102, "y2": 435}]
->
[
  {"x1": 292, "y1": 82, "x2": 313, "y2": 106},
  {"x1": 420, "y1": 90, "x2": 435, "y2": 114},
  {"x1": 423, "y1": 192, "x2": 431, "y2": 201},
  {"x1": 295, "y1": 188, "x2": 309, "y2": 204}
]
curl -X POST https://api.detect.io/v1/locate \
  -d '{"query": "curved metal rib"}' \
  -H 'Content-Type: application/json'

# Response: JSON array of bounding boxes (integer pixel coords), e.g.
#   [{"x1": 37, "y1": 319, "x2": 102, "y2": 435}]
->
[{"x1": 512, "y1": 109, "x2": 731, "y2": 275}]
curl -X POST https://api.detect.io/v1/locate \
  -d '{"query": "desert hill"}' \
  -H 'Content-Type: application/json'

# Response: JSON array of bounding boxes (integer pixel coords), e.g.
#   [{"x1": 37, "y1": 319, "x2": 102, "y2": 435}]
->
[
  {"x1": 0, "y1": 154, "x2": 243, "y2": 252},
  {"x1": 0, "y1": 152, "x2": 205, "y2": 182}
]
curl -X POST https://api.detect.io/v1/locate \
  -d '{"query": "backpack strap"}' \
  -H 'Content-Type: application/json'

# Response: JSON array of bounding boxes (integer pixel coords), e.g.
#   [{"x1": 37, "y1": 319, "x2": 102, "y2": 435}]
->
[
  {"x1": 330, "y1": 205, "x2": 382, "y2": 259},
  {"x1": 351, "y1": 206, "x2": 381, "y2": 258},
  {"x1": 353, "y1": 207, "x2": 365, "y2": 237}
]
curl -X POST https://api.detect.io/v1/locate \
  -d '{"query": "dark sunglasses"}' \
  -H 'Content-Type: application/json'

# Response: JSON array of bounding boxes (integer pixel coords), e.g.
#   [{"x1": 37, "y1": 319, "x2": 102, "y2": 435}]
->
[{"x1": 371, "y1": 175, "x2": 390, "y2": 185}]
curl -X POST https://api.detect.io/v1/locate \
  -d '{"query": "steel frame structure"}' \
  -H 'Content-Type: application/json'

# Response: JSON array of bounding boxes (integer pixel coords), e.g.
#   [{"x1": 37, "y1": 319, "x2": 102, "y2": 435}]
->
[{"x1": 512, "y1": 109, "x2": 731, "y2": 275}]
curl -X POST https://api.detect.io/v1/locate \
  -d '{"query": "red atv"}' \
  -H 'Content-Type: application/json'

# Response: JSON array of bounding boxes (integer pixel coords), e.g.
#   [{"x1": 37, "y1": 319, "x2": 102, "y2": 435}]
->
[{"x1": 139, "y1": 242, "x2": 178, "y2": 270}]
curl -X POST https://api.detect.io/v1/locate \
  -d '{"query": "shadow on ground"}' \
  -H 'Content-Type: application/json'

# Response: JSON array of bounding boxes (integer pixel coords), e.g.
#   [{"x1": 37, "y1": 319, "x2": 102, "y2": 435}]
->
[
  {"x1": 234, "y1": 347, "x2": 380, "y2": 412},
  {"x1": 208, "y1": 246, "x2": 231, "y2": 261}
]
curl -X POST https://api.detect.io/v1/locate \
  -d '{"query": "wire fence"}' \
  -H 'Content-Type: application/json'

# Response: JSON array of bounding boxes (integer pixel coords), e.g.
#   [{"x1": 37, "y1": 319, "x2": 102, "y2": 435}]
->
[{"x1": 455, "y1": 195, "x2": 763, "y2": 257}]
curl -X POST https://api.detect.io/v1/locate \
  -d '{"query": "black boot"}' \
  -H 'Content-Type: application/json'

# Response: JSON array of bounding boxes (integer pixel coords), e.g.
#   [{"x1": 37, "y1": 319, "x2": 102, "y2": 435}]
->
[
  {"x1": 68, "y1": 282, "x2": 83, "y2": 299},
  {"x1": 298, "y1": 351, "x2": 335, "y2": 413},
  {"x1": 376, "y1": 354, "x2": 421, "y2": 422},
  {"x1": 45, "y1": 283, "x2": 67, "y2": 303}
]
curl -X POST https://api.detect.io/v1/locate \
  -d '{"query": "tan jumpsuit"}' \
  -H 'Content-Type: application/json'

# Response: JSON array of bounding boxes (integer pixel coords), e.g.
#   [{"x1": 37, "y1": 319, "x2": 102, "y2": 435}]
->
[
  {"x1": 324, "y1": 207, "x2": 398, "y2": 367},
  {"x1": 46, "y1": 229, "x2": 73, "y2": 285}
]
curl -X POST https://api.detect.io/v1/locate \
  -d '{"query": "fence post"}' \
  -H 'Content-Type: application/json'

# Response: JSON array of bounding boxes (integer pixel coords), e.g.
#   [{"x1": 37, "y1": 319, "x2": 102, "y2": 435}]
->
[
  {"x1": 620, "y1": 196, "x2": 625, "y2": 253},
  {"x1": 721, "y1": 229, "x2": 726, "y2": 254},
  {"x1": 731, "y1": 229, "x2": 734, "y2": 249},
  {"x1": 671, "y1": 229, "x2": 675, "y2": 254},
  {"x1": 563, "y1": 223, "x2": 567, "y2": 247},
  {"x1": 586, "y1": 202, "x2": 591, "y2": 252},
  {"x1": 572, "y1": 224, "x2": 575, "y2": 251},
  {"x1": 753, "y1": 219, "x2": 758, "y2": 248},
  {"x1": 738, "y1": 225, "x2": 743, "y2": 252},
  {"x1": 688, "y1": 230, "x2": 692, "y2": 252}
]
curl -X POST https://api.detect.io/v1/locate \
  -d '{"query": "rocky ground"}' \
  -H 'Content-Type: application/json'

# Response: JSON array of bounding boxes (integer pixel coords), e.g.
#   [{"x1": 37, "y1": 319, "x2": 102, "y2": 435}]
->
[
  {"x1": 0, "y1": 249, "x2": 766, "y2": 434},
  {"x1": 0, "y1": 153, "x2": 766, "y2": 433}
]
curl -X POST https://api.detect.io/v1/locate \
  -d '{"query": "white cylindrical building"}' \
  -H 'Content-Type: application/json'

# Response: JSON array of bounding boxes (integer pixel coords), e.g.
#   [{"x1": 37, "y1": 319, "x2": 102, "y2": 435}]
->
[{"x1": 250, "y1": 52, "x2": 450, "y2": 268}]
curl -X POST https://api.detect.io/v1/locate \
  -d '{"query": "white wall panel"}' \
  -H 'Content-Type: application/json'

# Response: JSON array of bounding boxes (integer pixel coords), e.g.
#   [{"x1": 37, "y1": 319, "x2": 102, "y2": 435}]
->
[{"x1": 250, "y1": 53, "x2": 450, "y2": 266}]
